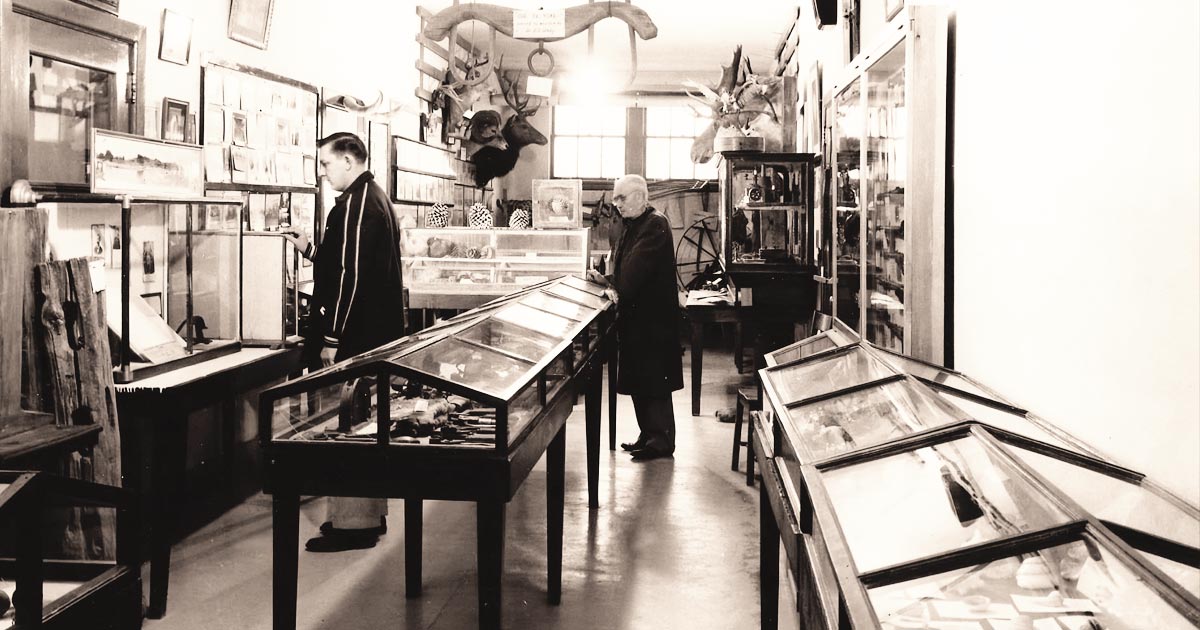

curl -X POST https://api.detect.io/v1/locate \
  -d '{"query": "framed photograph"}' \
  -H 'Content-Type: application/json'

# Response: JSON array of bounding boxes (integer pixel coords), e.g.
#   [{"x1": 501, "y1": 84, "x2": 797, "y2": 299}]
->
[
  {"x1": 231, "y1": 112, "x2": 249, "y2": 146},
  {"x1": 162, "y1": 98, "x2": 189, "y2": 143},
  {"x1": 532, "y1": 179, "x2": 583, "y2": 228},
  {"x1": 90, "y1": 129, "x2": 203, "y2": 198},
  {"x1": 90, "y1": 224, "x2": 108, "y2": 259},
  {"x1": 158, "y1": 9, "x2": 193, "y2": 66},
  {"x1": 228, "y1": 0, "x2": 275, "y2": 50},
  {"x1": 141, "y1": 292, "x2": 163, "y2": 317},
  {"x1": 885, "y1": 0, "x2": 904, "y2": 21}
]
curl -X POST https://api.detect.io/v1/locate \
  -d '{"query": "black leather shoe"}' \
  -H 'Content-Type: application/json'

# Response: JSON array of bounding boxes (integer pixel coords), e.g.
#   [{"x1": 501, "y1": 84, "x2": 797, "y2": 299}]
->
[
  {"x1": 320, "y1": 516, "x2": 387, "y2": 536},
  {"x1": 629, "y1": 447, "x2": 674, "y2": 462},
  {"x1": 305, "y1": 531, "x2": 378, "y2": 553},
  {"x1": 620, "y1": 440, "x2": 646, "y2": 452}
]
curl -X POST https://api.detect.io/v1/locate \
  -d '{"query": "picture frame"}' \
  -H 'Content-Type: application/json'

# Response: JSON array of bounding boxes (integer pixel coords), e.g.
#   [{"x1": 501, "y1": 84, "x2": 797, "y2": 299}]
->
[
  {"x1": 885, "y1": 0, "x2": 905, "y2": 21},
  {"x1": 158, "y1": 9, "x2": 193, "y2": 66},
  {"x1": 162, "y1": 98, "x2": 189, "y2": 143},
  {"x1": 804, "y1": 62, "x2": 823, "y2": 155},
  {"x1": 90, "y1": 129, "x2": 203, "y2": 198},
  {"x1": 69, "y1": 0, "x2": 118, "y2": 16},
  {"x1": 228, "y1": 0, "x2": 275, "y2": 50},
  {"x1": 531, "y1": 179, "x2": 583, "y2": 228}
]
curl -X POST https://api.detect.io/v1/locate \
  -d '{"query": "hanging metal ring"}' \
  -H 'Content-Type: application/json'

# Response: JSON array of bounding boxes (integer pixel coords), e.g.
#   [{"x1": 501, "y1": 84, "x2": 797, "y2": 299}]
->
[{"x1": 527, "y1": 42, "x2": 555, "y2": 77}]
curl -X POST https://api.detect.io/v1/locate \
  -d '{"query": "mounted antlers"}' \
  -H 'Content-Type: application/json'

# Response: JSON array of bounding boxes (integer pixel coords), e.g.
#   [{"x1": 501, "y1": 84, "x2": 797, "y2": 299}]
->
[{"x1": 470, "y1": 71, "x2": 547, "y2": 188}]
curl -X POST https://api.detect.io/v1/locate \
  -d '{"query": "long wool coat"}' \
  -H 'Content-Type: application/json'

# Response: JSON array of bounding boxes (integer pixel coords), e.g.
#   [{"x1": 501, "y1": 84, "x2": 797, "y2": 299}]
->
[{"x1": 610, "y1": 207, "x2": 683, "y2": 396}]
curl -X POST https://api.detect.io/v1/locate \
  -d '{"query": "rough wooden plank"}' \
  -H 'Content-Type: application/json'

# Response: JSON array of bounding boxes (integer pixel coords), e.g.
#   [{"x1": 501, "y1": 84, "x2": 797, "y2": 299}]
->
[
  {"x1": 0, "y1": 209, "x2": 24, "y2": 416},
  {"x1": 22, "y1": 208, "x2": 51, "y2": 413},
  {"x1": 37, "y1": 257, "x2": 122, "y2": 560}
]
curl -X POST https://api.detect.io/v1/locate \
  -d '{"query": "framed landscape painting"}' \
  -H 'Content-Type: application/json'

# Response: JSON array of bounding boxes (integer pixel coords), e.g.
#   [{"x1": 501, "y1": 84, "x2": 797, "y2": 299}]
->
[{"x1": 90, "y1": 129, "x2": 203, "y2": 198}]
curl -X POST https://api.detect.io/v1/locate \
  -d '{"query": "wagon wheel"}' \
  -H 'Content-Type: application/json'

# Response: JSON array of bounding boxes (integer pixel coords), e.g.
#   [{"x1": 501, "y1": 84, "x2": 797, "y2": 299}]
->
[{"x1": 674, "y1": 214, "x2": 721, "y2": 292}]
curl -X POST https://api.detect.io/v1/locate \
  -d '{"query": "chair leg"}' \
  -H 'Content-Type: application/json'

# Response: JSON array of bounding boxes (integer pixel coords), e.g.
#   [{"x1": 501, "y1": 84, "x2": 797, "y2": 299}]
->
[
  {"x1": 731, "y1": 395, "x2": 744, "y2": 471},
  {"x1": 746, "y1": 419, "x2": 756, "y2": 487}
]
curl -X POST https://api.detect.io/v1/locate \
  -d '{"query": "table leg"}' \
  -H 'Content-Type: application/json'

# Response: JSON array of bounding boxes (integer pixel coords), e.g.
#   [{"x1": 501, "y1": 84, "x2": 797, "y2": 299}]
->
[
  {"x1": 272, "y1": 493, "x2": 299, "y2": 630},
  {"x1": 760, "y1": 480, "x2": 779, "y2": 630},
  {"x1": 547, "y1": 424, "x2": 565, "y2": 605},
  {"x1": 691, "y1": 319, "x2": 704, "y2": 416},
  {"x1": 607, "y1": 339, "x2": 617, "y2": 451},
  {"x1": 14, "y1": 493, "x2": 42, "y2": 629},
  {"x1": 476, "y1": 500, "x2": 506, "y2": 630},
  {"x1": 734, "y1": 321, "x2": 744, "y2": 374},
  {"x1": 405, "y1": 499, "x2": 423, "y2": 598},
  {"x1": 147, "y1": 412, "x2": 187, "y2": 619},
  {"x1": 584, "y1": 357, "x2": 601, "y2": 509}
]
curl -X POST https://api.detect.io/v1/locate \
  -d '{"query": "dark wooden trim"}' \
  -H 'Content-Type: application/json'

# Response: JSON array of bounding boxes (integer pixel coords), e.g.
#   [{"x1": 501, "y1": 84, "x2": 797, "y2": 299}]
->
[
  {"x1": 783, "y1": 373, "x2": 906, "y2": 410},
  {"x1": 919, "y1": 377, "x2": 1026, "y2": 415},
  {"x1": 204, "y1": 58, "x2": 320, "y2": 94},
  {"x1": 986, "y1": 425, "x2": 1144, "y2": 485},
  {"x1": 763, "y1": 341, "x2": 861, "y2": 374},
  {"x1": 815, "y1": 422, "x2": 971, "y2": 471},
  {"x1": 799, "y1": 464, "x2": 880, "y2": 627},
  {"x1": 0, "y1": 558, "x2": 116, "y2": 581},
  {"x1": 1104, "y1": 521, "x2": 1200, "y2": 569},
  {"x1": 205, "y1": 182, "x2": 318, "y2": 195},
  {"x1": 858, "y1": 521, "x2": 1087, "y2": 588}
]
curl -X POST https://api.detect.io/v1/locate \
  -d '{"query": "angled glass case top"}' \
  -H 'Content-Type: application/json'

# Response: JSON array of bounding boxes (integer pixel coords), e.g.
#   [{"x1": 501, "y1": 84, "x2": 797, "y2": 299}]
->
[
  {"x1": 766, "y1": 346, "x2": 895, "y2": 404},
  {"x1": 543, "y1": 282, "x2": 608, "y2": 310},
  {"x1": 520, "y1": 290, "x2": 592, "y2": 322},
  {"x1": 559, "y1": 274, "x2": 605, "y2": 296},
  {"x1": 820, "y1": 435, "x2": 1072, "y2": 573},
  {"x1": 459, "y1": 317, "x2": 562, "y2": 363},
  {"x1": 868, "y1": 538, "x2": 1196, "y2": 630},
  {"x1": 873, "y1": 349, "x2": 1000, "y2": 402},
  {"x1": 493, "y1": 302, "x2": 578, "y2": 339},
  {"x1": 397, "y1": 336, "x2": 532, "y2": 398},
  {"x1": 1005, "y1": 444, "x2": 1200, "y2": 554},
  {"x1": 787, "y1": 379, "x2": 968, "y2": 461},
  {"x1": 936, "y1": 389, "x2": 1083, "y2": 455}
]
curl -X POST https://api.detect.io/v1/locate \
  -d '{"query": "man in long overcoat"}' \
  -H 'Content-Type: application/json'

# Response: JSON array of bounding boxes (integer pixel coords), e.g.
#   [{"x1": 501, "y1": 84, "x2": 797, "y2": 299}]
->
[{"x1": 590, "y1": 175, "x2": 683, "y2": 460}]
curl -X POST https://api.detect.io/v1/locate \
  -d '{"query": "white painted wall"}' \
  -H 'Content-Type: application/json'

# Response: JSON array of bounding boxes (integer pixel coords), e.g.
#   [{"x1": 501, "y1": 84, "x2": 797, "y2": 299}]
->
[{"x1": 952, "y1": 1, "x2": 1200, "y2": 502}]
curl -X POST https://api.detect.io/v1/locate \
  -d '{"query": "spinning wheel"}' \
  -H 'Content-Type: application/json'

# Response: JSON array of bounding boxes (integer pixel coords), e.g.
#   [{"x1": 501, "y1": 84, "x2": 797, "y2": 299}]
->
[{"x1": 675, "y1": 215, "x2": 722, "y2": 291}]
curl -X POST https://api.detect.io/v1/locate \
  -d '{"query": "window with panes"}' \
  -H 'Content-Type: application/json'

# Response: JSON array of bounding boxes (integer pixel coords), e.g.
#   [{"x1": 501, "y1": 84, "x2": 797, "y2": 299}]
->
[
  {"x1": 550, "y1": 102, "x2": 717, "y2": 181},
  {"x1": 644, "y1": 106, "x2": 719, "y2": 180}
]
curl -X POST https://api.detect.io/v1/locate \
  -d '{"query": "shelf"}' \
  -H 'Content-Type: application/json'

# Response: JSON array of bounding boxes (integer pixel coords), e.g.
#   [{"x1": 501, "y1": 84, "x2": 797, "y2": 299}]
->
[
  {"x1": 394, "y1": 165, "x2": 455, "y2": 180},
  {"x1": 206, "y1": 183, "x2": 318, "y2": 195},
  {"x1": 738, "y1": 203, "x2": 805, "y2": 210},
  {"x1": 394, "y1": 198, "x2": 453, "y2": 206},
  {"x1": 410, "y1": 256, "x2": 585, "y2": 265}
]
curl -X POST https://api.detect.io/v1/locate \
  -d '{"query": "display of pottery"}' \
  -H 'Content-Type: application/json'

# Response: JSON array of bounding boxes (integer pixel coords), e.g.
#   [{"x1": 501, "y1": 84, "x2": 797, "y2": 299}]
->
[{"x1": 1015, "y1": 556, "x2": 1055, "y2": 590}]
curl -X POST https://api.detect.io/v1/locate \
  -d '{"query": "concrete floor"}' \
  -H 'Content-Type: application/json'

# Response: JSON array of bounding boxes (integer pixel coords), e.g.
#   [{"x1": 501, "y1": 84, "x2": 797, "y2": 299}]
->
[{"x1": 142, "y1": 345, "x2": 786, "y2": 630}]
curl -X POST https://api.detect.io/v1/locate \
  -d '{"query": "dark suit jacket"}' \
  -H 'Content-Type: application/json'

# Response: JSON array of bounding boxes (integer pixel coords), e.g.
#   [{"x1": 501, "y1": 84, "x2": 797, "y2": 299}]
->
[{"x1": 611, "y1": 207, "x2": 683, "y2": 396}]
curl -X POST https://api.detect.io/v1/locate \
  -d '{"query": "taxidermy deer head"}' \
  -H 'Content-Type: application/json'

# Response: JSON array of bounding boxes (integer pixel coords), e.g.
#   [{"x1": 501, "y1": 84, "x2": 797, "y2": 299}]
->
[{"x1": 470, "y1": 72, "x2": 547, "y2": 188}]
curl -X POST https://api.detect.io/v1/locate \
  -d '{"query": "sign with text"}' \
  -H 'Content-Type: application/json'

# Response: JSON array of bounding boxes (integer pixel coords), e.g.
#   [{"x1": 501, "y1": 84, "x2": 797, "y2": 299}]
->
[{"x1": 512, "y1": 9, "x2": 565, "y2": 39}]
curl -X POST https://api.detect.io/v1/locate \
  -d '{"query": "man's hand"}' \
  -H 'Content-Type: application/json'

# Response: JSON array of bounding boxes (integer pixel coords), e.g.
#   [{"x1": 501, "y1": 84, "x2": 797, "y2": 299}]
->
[
  {"x1": 603, "y1": 287, "x2": 619, "y2": 304},
  {"x1": 282, "y1": 230, "x2": 311, "y2": 258},
  {"x1": 320, "y1": 345, "x2": 337, "y2": 367},
  {"x1": 586, "y1": 269, "x2": 610, "y2": 287}
]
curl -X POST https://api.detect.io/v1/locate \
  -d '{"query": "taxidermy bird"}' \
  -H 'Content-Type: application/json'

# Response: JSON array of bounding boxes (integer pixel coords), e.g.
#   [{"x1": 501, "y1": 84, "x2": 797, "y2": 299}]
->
[{"x1": 470, "y1": 72, "x2": 546, "y2": 187}]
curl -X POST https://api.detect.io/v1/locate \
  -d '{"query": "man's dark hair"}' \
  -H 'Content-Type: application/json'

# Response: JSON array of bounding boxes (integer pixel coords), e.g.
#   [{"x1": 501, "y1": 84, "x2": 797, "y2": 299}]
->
[{"x1": 318, "y1": 132, "x2": 368, "y2": 163}]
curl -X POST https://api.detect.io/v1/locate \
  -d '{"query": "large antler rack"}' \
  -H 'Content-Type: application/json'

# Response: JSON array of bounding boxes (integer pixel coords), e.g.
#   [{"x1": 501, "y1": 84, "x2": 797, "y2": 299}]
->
[{"x1": 497, "y1": 71, "x2": 540, "y2": 118}]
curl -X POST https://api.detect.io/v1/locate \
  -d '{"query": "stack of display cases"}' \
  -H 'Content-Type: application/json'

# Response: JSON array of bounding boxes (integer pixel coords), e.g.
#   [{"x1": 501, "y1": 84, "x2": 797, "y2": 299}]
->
[
  {"x1": 753, "y1": 321, "x2": 1200, "y2": 629},
  {"x1": 0, "y1": 471, "x2": 141, "y2": 629},
  {"x1": 40, "y1": 192, "x2": 245, "y2": 383},
  {"x1": 827, "y1": 5, "x2": 951, "y2": 362},
  {"x1": 258, "y1": 275, "x2": 614, "y2": 630},
  {"x1": 717, "y1": 151, "x2": 819, "y2": 286},
  {"x1": 401, "y1": 227, "x2": 590, "y2": 309}
]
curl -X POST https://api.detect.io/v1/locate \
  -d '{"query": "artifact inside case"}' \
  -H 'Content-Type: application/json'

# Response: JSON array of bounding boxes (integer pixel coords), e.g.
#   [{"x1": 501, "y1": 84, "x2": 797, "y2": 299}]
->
[
  {"x1": 44, "y1": 196, "x2": 244, "y2": 381},
  {"x1": 719, "y1": 153, "x2": 815, "y2": 270},
  {"x1": 757, "y1": 320, "x2": 1200, "y2": 630},
  {"x1": 266, "y1": 275, "x2": 610, "y2": 449}
]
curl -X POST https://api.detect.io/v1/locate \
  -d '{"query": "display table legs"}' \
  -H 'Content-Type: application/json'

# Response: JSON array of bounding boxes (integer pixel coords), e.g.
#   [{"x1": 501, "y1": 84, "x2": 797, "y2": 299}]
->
[
  {"x1": 607, "y1": 341, "x2": 617, "y2": 451},
  {"x1": 760, "y1": 480, "x2": 779, "y2": 630},
  {"x1": 584, "y1": 355, "x2": 602, "y2": 509},
  {"x1": 147, "y1": 411, "x2": 188, "y2": 619},
  {"x1": 405, "y1": 499, "x2": 423, "y2": 598},
  {"x1": 476, "y1": 500, "x2": 506, "y2": 630},
  {"x1": 272, "y1": 493, "x2": 300, "y2": 630},
  {"x1": 547, "y1": 425, "x2": 565, "y2": 605},
  {"x1": 690, "y1": 318, "x2": 705, "y2": 416}
]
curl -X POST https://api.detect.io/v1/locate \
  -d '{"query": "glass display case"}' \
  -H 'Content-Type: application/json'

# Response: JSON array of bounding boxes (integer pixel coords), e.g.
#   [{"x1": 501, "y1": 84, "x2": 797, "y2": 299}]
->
[
  {"x1": 827, "y1": 5, "x2": 951, "y2": 363},
  {"x1": 401, "y1": 227, "x2": 590, "y2": 309},
  {"x1": 258, "y1": 275, "x2": 615, "y2": 630},
  {"x1": 717, "y1": 152, "x2": 818, "y2": 284},
  {"x1": 754, "y1": 320, "x2": 1200, "y2": 629},
  {"x1": 41, "y1": 192, "x2": 245, "y2": 383}
]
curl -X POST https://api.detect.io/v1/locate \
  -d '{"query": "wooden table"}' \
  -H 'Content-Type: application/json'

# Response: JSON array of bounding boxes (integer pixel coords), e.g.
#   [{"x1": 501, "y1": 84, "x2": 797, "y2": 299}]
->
[
  {"x1": 684, "y1": 290, "x2": 743, "y2": 416},
  {"x1": 115, "y1": 346, "x2": 300, "y2": 619}
]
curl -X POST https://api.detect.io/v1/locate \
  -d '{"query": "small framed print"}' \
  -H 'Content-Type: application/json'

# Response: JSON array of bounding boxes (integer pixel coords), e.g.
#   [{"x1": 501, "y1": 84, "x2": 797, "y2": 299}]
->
[
  {"x1": 885, "y1": 0, "x2": 904, "y2": 21},
  {"x1": 228, "y1": 0, "x2": 275, "y2": 50},
  {"x1": 162, "y1": 98, "x2": 189, "y2": 143},
  {"x1": 158, "y1": 9, "x2": 193, "y2": 66},
  {"x1": 532, "y1": 179, "x2": 583, "y2": 228}
]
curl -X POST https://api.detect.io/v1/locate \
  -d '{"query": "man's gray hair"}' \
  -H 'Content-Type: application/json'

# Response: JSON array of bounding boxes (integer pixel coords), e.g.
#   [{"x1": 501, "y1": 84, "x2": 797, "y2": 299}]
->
[{"x1": 617, "y1": 174, "x2": 649, "y2": 196}]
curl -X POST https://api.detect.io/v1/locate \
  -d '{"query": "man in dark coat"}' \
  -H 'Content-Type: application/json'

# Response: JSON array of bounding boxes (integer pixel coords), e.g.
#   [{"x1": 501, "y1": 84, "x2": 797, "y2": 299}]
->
[
  {"x1": 283, "y1": 132, "x2": 405, "y2": 551},
  {"x1": 590, "y1": 175, "x2": 683, "y2": 461}
]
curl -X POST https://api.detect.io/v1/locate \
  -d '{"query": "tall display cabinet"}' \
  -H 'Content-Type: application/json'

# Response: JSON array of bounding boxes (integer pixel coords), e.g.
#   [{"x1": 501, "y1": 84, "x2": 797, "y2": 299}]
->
[{"x1": 825, "y1": 5, "x2": 951, "y2": 364}]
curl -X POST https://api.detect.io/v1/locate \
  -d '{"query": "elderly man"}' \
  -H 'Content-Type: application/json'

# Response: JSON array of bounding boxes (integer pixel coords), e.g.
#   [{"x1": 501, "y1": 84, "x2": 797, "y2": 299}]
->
[{"x1": 589, "y1": 175, "x2": 682, "y2": 461}]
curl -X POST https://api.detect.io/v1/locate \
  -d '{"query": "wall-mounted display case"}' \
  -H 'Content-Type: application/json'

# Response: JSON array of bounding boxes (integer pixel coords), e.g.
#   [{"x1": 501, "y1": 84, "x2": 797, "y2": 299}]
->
[
  {"x1": 401, "y1": 227, "x2": 590, "y2": 310},
  {"x1": 258, "y1": 275, "x2": 615, "y2": 629},
  {"x1": 717, "y1": 152, "x2": 818, "y2": 284},
  {"x1": 827, "y1": 5, "x2": 951, "y2": 363},
  {"x1": 42, "y1": 193, "x2": 245, "y2": 383},
  {"x1": 754, "y1": 321, "x2": 1200, "y2": 630}
]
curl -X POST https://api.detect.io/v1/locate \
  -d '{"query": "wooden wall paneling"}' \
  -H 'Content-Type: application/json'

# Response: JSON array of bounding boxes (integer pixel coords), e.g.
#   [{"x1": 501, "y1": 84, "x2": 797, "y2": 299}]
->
[
  {"x1": 0, "y1": 209, "x2": 27, "y2": 416},
  {"x1": 0, "y1": 0, "x2": 30, "y2": 193},
  {"x1": 21, "y1": 208, "x2": 51, "y2": 412},
  {"x1": 37, "y1": 257, "x2": 122, "y2": 558}
]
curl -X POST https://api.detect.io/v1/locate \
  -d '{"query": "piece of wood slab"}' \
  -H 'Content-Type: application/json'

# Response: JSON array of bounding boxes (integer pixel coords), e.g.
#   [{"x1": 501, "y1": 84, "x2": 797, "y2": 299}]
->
[{"x1": 37, "y1": 257, "x2": 122, "y2": 559}]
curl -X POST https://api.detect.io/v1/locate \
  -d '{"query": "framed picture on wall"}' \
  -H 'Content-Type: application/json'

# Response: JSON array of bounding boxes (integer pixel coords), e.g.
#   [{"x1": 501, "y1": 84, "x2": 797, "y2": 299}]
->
[
  {"x1": 158, "y1": 9, "x2": 193, "y2": 66},
  {"x1": 228, "y1": 0, "x2": 275, "y2": 50},
  {"x1": 162, "y1": 98, "x2": 189, "y2": 143},
  {"x1": 885, "y1": 0, "x2": 905, "y2": 21},
  {"x1": 90, "y1": 129, "x2": 203, "y2": 197}
]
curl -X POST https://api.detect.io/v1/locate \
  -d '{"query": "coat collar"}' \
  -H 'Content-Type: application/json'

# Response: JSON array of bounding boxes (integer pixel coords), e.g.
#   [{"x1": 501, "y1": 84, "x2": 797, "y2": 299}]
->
[{"x1": 335, "y1": 171, "x2": 375, "y2": 204}]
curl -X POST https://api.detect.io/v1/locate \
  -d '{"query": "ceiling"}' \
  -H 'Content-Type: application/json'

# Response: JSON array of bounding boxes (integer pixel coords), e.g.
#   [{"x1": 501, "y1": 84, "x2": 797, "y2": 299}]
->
[{"x1": 430, "y1": 1, "x2": 802, "y2": 92}]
